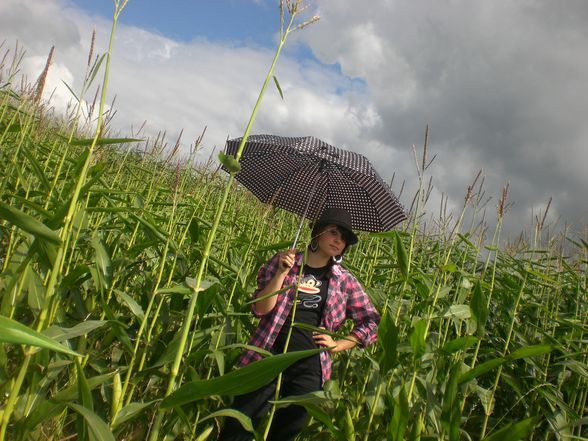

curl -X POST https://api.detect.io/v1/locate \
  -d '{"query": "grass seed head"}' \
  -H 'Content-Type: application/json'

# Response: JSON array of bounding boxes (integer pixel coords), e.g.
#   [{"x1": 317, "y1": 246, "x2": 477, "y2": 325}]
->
[
  {"x1": 34, "y1": 45, "x2": 54, "y2": 104},
  {"x1": 88, "y1": 29, "x2": 96, "y2": 68}
]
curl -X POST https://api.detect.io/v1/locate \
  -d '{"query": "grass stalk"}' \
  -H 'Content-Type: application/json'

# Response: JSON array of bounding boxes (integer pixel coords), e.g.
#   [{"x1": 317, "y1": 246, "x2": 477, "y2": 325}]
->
[
  {"x1": 0, "y1": 3, "x2": 127, "y2": 437},
  {"x1": 147, "y1": 5, "x2": 304, "y2": 440}
]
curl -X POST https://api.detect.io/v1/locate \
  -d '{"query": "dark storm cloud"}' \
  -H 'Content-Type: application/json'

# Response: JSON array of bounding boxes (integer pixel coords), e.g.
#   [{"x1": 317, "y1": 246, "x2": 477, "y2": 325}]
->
[{"x1": 301, "y1": 0, "x2": 588, "y2": 238}]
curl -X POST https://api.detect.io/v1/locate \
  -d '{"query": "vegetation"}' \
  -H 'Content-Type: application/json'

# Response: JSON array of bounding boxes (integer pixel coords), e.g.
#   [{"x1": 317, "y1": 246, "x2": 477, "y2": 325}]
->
[{"x1": 0, "y1": 2, "x2": 586, "y2": 440}]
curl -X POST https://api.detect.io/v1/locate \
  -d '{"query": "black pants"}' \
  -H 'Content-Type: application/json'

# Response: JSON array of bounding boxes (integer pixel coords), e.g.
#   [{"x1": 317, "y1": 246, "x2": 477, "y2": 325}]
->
[{"x1": 217, "y1": 360, "x2": 322, "y2": 441}]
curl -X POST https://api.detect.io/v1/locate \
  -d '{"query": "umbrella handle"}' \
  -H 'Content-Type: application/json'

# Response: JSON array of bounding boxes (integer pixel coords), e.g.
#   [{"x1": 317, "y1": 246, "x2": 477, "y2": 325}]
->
[
  {"x1": 291, "y1": 213, "x2": 306, "y2": 249},
  {"x1": 291, "y1": 171, "x2": 320, "y2": 249}
]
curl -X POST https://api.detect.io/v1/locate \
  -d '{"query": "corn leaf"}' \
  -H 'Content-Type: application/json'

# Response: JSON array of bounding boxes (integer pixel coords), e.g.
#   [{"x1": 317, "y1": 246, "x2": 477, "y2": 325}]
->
[
  {"x1": 470, "y1": 281, "x2": 488, "y2": 337},
  {"x1": 441, "y1": 336, "x2": 479, "y2": 355},
  {"x1": 508, "y1": 344, "x2": 556, "y2": 361},
  {"x1": 44, "y1": 320, "x2": 107, "y2": 342},
  {"x1": 199, "y1": 409, "x2": 256, "y2": 437},
  {"x1": 0, "y1": 201, "x2": 61, "y2": 245},
  {"x1": 459, "y1": 357, "x2": 506, "y2": 384},
  {"x1": 69, "y1": 137, "x2": 142, "y2": 146},
  {"x1": 161, "y1": 348, "x2": 324, "y2": 408},
  {"x1": 114, "y1": 290, "x2": 145, "y2": 321},
  {"x1": 0, "y1": 315, "x2": 80, "y2": 357},
  {"x1": 378, "y1": 311, "x2": 399, "y2": 374},
  {"x1": 75, "y1": 358, "x2": 94, "y2": 439},
  {"x1": 68, "y1": 403, "x2": 116, "y2": 441},
  {"x1": 112, "y1": 401, "x2": 156, "y2": 429},
  {"x1": 481, "y1": 416, "x2": 536, "y2": 441},
  {"x1": 440, "y1": 364, "x2": 461, "y2": 441},
  {"x1": 20, "y1": 372, "x2": 116, "y2": 432},
  {"x1": 273, "y1": 75, "x2": 284, "y2": 100},
  {"x1": 388, "y1": 385, "x2": 409, "y2": 441},
  {"x1": 91, "y1": 235, "x2": 112, "y2": 289},
  {"x1": 409, "y1": 319, "x2": 426, "y2": 359},
  {"x1": 394, "y1": 231, "x2": 409, "y2": 278}
]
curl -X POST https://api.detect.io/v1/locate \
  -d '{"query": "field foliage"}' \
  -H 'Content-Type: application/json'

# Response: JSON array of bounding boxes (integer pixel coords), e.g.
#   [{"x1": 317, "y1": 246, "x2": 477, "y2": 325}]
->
[{"x1": 0, "y1": 4, "x2": 587, "y2": 440}]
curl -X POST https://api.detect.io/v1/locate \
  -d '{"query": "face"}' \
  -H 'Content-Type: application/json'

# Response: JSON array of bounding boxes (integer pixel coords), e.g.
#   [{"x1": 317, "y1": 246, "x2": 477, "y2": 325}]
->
[{"x1": 315, "y1": 224, "x2": 347, "y2": 256}]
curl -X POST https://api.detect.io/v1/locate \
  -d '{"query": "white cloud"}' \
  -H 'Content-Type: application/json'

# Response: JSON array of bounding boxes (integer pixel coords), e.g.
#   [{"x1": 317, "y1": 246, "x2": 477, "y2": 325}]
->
[{"x1": 0, "y1": 1, "x2": 377, "y2": 163}]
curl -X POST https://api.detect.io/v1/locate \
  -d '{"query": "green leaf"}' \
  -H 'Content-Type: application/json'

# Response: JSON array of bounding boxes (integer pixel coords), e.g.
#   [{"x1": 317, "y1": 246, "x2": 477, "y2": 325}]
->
[
  {"x1": 273, "y1": 75, "x2": 284, "y2": 100},
  {"x1": 68, "y1": 403, "x2": 116, "y2": 441},
  {"x1": 0, "y1": 315, "x2": 80, "y2": 357},
  {"x1": 388, "y1": 386, "x2": 409, "y2": 441},
  {"x1": 130, "y1": 213, "x2": 177, "y2": 250},
  {"x1": 306, "y1": 404, "x2": 344, "y2": 440},
  {"x1": 474, "y1": 385, "x2": 493, "y2": 416},
  {"x1": 155, "y1": 285, "x2": 192, "y2": 296},
  {"x1": 442, "y1": 304, "x2": 471, "y2": 320},
  {"x1": 457, "y1": 233, "x2": 478, "y2": 251},
  {"x1": 195, "y1": 425, "x2": 215, "y2": 441},
  {"x1": 87, "y1": 53, "x2": 106, "y2": 90},
  {"x1": 112, "y1": 401, "x2": 156, "y2": 428},
  {"x1": 482, "y1": 417, "x2": 537, "y2": 441},
  {"x1": 199, "y1": 409, "x2": 256, "y2": 436},
  {"x1": 269, "y1": 390, "x2": 329, "y2": 409},
  {"x1": 22, "y1": 143, "x2": 51, "y2": 191},
  {"x1": 470, "y1": 281, "x2": 488, "y2": 336},
  {"x1": 188, "y1": 218, "x2": 200, "y2": 243},
  {"x1": 343, "y1": 407, "x2": 355, "y2": 441},
  {"x1": 394, "y1": 231, "x2": 409, "y2": 278},
  {"x1": 75, "y1": 359, "x2": 94, "y2": 440},
  {"x1": 114, "y1": 290, "x2": 145, "y2": 321},
  {"x1": 377, "y1": 311, "x2": 399, "y2": 374},
  {"x1": 0, "y1": 201, "x2": 61, "y2": 245},
  {"x1": 62, "y1": 79, "x2": 80, "y2": 102},
  {"x1": 151, "y1": 328, "x2": 184, "y2": 368},
  {"x1": 441, "y1": 262, "x2": 457, "y2": 273},
  {"x1": 69, "y1": 137, "x2": 142, "y2": 146},
  {"x1": 508, "y1": 344, "x2": 556, "y2": 361},
  {"x1": 218, "y1": 151, "x2": 241, "y2": 174},
  {"x1": 25, "y1": 265, "x2": 44, "y2": 311},
  {"x1": 43, "y1": 320, "x2": 107, "y2": 342},
  {"x1": 459, "y1": 357, "x2": 506, "y2": 384},
  {"x1": 91, "y1": 235, "x2": 112, "y2": 289},
  {"x1": 20, "y1": 371, "x2": 115, "y2": 433},
  {"x1": 161, "y1": 348, "x2": 324, "y2": 408},
  {"x1": 409, "y1": 320, "x2": 426, "y2": 359},
  {"x1": 440, "y1": 364, "x2": 461, "y2": 441},
  {"x1": 440, "y1": 336, "x2": 478, "y2": 355}
]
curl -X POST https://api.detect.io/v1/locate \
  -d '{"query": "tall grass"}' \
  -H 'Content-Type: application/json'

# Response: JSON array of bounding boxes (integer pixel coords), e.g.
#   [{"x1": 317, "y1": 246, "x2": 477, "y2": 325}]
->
[{"x1": 1, "y1": 3, "x2": 587, "y2": 441}]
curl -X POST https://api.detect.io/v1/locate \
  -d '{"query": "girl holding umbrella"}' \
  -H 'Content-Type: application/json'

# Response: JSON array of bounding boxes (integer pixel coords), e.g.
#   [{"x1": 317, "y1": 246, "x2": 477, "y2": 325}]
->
[{"x1": 219, "y1": 207, "x2": 380, "y2": 441}]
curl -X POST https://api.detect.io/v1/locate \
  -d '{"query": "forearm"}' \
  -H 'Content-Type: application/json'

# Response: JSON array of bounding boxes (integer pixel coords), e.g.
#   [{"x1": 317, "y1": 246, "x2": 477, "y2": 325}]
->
[
  {"x1": 253, "y1": 273, "x2": 287, "y2": 315},
  {"x1": 330, "y1": 334, "x2": 359, "y2": 353}
]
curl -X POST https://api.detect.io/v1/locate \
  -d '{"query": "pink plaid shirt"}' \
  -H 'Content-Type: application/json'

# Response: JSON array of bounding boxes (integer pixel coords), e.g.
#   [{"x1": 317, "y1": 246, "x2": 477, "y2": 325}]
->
[{"x1": 237, "y1": 251, "x2": 380, "y2": 384}]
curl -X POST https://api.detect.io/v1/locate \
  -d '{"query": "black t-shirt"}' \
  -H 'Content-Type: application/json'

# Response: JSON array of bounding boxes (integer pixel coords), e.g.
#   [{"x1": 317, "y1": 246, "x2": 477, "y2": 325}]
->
[{"x1": 272, "y1": 264, "x2": 330, "y2": 370}]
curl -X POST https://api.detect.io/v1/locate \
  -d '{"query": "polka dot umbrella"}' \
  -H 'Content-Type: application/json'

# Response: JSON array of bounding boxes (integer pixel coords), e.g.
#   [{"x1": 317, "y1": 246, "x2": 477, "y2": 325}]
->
[{"x1": 222, "y1": 134, "x2": 407, "y2": 247}]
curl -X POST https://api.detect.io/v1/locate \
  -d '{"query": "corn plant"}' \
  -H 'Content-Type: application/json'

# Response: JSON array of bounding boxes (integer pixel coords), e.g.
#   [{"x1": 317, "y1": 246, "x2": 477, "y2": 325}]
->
[{"x1": 0, "y1": 2, "x2": 587, "y2": 441}]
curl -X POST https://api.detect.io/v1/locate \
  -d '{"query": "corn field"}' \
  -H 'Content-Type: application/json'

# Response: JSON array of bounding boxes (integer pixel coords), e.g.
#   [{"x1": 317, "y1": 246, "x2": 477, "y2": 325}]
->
[{"x1": 0, "y1": 3, "x2": 587, "y2": 440}]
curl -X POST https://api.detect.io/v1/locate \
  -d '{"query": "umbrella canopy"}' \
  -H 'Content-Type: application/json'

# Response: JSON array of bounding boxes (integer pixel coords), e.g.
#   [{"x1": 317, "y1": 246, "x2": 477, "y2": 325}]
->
[{"x1": 223, "y1": 134, "x2": 406, "y2": 240}]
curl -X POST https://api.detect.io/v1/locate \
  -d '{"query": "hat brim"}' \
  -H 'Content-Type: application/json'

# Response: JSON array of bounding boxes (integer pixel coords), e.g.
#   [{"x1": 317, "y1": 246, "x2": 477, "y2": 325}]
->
[{"x1": 314, "y1": 220, "x2": 358, "y2": 245}]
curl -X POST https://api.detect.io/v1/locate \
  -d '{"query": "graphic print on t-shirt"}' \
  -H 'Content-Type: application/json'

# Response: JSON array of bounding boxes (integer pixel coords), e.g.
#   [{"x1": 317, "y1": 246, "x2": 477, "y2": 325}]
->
[{"x1": 297, "y1": 274, "x2": 323, "y2": 309}]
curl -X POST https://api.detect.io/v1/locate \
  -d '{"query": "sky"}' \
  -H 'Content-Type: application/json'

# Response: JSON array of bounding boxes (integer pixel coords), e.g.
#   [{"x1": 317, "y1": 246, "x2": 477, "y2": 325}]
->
[{"x1": 1, "y1": 0, "x2": 587, "y2": 245}]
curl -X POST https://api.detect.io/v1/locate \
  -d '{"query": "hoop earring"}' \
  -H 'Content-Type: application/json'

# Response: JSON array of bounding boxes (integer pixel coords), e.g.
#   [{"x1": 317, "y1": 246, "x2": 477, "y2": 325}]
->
[
  {"x1": 332, "y1": 255, "x2": 343, "y2": 264},
  {"x1": 309, "y1": 239, "x2": 319, "y2": 252}
]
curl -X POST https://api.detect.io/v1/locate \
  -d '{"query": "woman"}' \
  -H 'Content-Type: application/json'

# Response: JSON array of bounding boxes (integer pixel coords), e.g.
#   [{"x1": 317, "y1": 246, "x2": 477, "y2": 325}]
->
[{"x1": 219, "y1": 208, "x2": 380, "y2": 441}]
